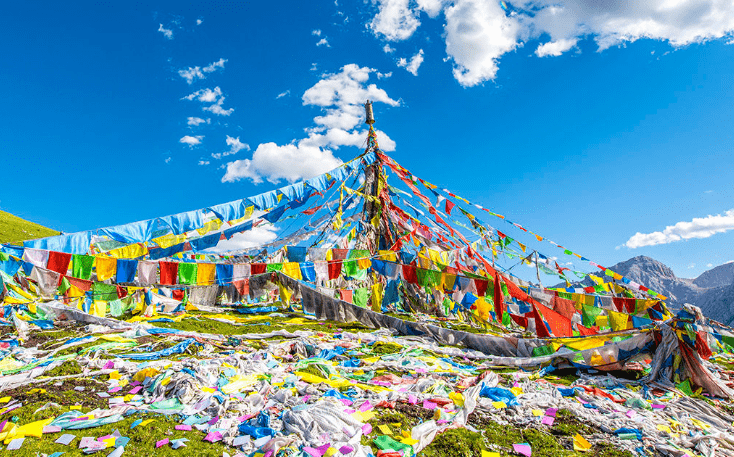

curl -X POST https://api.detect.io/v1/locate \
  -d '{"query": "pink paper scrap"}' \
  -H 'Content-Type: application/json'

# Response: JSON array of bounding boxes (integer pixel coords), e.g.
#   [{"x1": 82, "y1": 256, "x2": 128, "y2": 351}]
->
[
  {"x1": 204, "y1": 432, "x2": 223, "y2": 443},
  {"x1": 175, "y1": 424, "x2": 192, "y2": 431},
  {"x1": 207, "y1": 416, "x2": 219, "y2": 425},
  {"x1": 340, "y1": 445, "x2": 355, "y2": 454},
  {"x1": 362, "y1": 424, "x2": 373, "y2": 435},
  {"x1": 437, "y1": 419, "x2": 448, "y2": 425},
  {"x1": 339, "y1": 398, "x2": 353, "y2": 406},
  {"x1": 408, "y1": 395, "x2": 418, "y2": 404},
  {"x1": 545, "y1": 408, "x2": 557, "y2": 417},
  {"x1": 626, "y1": 410, "x2": 636, "y2": 418},
  {"x1": 541, "y1": 416, "x2": 555, "y2": 426},
  {"x1": 302, "y1": 395, "x2": 311, "y2": 403},
  {"x1": 303, "y1": 447, "x2": 322, "y2": 457},
  {"x1": 156, "y1": 438, "x2": 170, "y2": 448},
  {"x1": 316, "y1": 443, "x2": 331, "y2": 454},
  {"x1": 344, "y1": 408, "x2": 355, "y2": 414},
  {"x1": 514, "y1": 443, "x2": 532, "y2": 457},
  {"x1": 103, "y1": 361, "x2": 115, "y2": 370},
  {"x1": 652, "y1": 404, "x2": 666, "y2": 409},
  {"x1": 359, "y1": 401, "x2": 373, "y2": 412},
  {"x1": 43, "y1": 425, "x2": 62, "y2": 434},
  {"x1": 129, "y1": 386, "x2": 142, "y2": 395},
  {"x1": 423, "y1": 400, "x2": 437, "y2": 410},
  {"x1": 108, "y1": 386, "x2": 121, "y2": 393}
]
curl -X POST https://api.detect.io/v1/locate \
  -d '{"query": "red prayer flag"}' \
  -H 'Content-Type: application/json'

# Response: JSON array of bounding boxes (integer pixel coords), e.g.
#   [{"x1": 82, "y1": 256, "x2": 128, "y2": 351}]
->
[
  {"x1": 47, "y1": 252, "x2": 72, "y2": 276},
  {"x1": 159, "y1": 261, "x2": 179, "y2": 285}
]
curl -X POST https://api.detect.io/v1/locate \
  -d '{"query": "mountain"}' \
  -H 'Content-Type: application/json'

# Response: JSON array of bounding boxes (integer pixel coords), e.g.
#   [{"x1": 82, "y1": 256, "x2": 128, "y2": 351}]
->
[
  {"x1": 0, "y1": 210, "x2": 59, "y2": 245},
  {"x1": 693, "y1": 262, "x2": 734, "y2": 289}
]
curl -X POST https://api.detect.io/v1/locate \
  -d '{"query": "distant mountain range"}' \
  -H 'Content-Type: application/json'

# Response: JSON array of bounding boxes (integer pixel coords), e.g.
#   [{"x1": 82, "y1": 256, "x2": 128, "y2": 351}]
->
[{"x1": 562, "y1": 255, "x2": 734, "y2": 325}]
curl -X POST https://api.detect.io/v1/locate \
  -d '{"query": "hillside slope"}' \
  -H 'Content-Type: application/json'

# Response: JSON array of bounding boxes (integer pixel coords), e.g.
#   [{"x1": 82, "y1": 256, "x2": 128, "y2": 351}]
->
[{"x1": 0, "y1": 210, "x2": 59, "y2": 245}]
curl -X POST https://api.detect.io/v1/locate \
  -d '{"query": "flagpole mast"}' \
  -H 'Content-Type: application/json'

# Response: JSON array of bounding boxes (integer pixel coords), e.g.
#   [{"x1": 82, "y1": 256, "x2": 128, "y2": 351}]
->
[{"x1": 361, "y1": 100, "x2": 383, "y2": 252}]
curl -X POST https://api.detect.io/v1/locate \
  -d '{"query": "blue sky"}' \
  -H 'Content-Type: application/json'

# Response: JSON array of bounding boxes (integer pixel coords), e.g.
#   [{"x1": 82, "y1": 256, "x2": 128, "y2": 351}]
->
[{"x1": 2, "y1": 0, "x2": 734, "y2": 278}]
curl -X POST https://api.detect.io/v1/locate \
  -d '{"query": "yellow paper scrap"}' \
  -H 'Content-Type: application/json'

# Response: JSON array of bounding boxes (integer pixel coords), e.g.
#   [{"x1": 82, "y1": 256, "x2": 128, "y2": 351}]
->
[
  {"x1": 482, "y1": 451, "x2": 501, "y2": 457},
  {"x1": 138, "y1": 419, "x2": 155, "y2": 427},
  {"x1": 532, "y1": 409, "x2": 543, "y2": 417},
  {"x1": 0, "y1": 397, "x2": 10, "y2": 403},
  {"x1": 401, "y1": 437, "x2": 419, "y2": 446},
  {"x1": 491, "y1": 401, "x2": 507, "y2": 409},
  {"x1": 573, "y1": 434, "x2": 592, "y2": 452},
  {"x1": 378, "y1": 424, "x2": 392, "y2": 435}
]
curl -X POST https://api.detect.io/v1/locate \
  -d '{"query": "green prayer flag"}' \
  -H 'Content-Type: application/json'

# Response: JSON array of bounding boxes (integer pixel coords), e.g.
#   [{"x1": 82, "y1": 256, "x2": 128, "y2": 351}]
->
[
  {"x1": 373, "y1": 435, "x2": 413, "y2": 454},
  {"x1": 93, "y1": 282, "x2": 118, "y2": 301},
  {"x1": 416, "y1": 268, "x2": 441, "y2": 287},
  {"x1": 353, "y1": 288, "x2": 370, "y2": 307},
  {"x1": 348, "y1": 249, "x2": 370, "y2": 259},
  {"x1": 72, "y1": 254, "x2": 95, "y2": 280},
  {"x1": 178, "y1": 263, "x2": 198, "y2": 284},
  {"x1": 266, "y1": 263, "x2": 283, "y2": 272},
  {"x1": 582, "y1": 304, "x2": 603, "y2": 328},
  {"x1": 343, "y1": 260, "x2": 360, "y2": 277}
]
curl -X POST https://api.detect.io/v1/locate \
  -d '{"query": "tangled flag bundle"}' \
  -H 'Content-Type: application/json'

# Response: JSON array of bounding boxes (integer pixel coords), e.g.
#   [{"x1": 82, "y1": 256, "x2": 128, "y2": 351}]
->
[{"x1": 0, "y1": 126, "x2": 733, "y2": 456}]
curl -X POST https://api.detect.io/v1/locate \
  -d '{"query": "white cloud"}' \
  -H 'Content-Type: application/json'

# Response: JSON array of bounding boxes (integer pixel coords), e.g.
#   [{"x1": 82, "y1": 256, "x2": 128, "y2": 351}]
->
[
  {"x1": 180, "y1": 135, "x2": 203, "y2": 147},
  {"x1": 302, "y1": 64, "x2": 399, "y2": 132},
  {"x1": 535, "y1": 38, "x2": 578, "y2": 57},
  {"x1": 276, "y1": 90, "x2": 290, "y2": 99},
  {"x1": 198, "y1": 160, "x2": 210, "y2": 166},
  {"x1": 310, "y1": 63, "x2": 318, "y2": 71},
  {"x1": 178, "y1": 67, "x2": 205, "y2": 85},
  {"x1": 196, "y1": 19, "x2": 203, "y2": 26},
  {"x1": 397, "y1": 49, "x2": 424, "y2": 75},
  {"x1": 316, "y1": 38, "x2": 330, "y2": 47},
  {"x1": 444, "y1": 0, "x2": 521, "y2": 86},
  {"x1": 204, "y1": 98, "x2": 234, "y2": 116},
  {"x1": 158, "y1": 24, "x2": 173, "y2": 40},
  {"x1": 370, "y1": 0, "x2": 421, "y2": 41},
  {"x1": 187, "y1": 116, "x2": 210, "y2": 126},
  {"x1": 312, "y1": 29, "x2": 322, "y2": 36},
  {"x1": 178, "y1": 59, "x2": 227, "y2": 84},
  {"x1": 213, "y1": 135, "x2": 250, "y2": 159},
  {"x1": 368, "y1": 0, "x2": 734, "y2": 87},
  {"x1": 183, "y1": 87, "x2": 234, "y2": 116},
  {"x1": 377, "y1": 71, "x2": 392, "y2": 79},
  {"x1": 625, "y1": 209, "x2": 734, "y2": 248},
  {"x1": 222, "y1": 64, "x2": 399, "y2": 184},
  {"x1": 383, "y1": 44, "x2": 396, "y2": 53},
  {"x1": 707, "y1": 263, "x2": 714, "y2": 268},
  {"x1": 222, "y1": 144, "x2": 344, "y2": 184},
  {"x1": 210, "y1": 223, "x2": 279, "y2": 252},
  {"x1": 165, "y1": 157, "x2": 172, "y2": 164},
  {"x1": 203, "y1": 58, "x2": 227, "y2": 73},
  {"x1": 183, "y1": 87, "x2": 222, "y2": 103}
]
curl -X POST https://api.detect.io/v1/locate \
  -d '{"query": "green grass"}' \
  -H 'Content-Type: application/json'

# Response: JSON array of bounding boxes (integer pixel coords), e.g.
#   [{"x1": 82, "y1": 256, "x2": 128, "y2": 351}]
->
[{"x1": 0, "y1": 209, "x2": 59, "y2": 245}]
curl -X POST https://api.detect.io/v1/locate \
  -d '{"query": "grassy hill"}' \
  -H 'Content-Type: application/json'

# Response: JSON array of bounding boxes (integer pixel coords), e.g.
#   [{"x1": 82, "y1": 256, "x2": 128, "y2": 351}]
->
[{"x1": 0, "y1": 210, "x2": 59, "y2": 245}]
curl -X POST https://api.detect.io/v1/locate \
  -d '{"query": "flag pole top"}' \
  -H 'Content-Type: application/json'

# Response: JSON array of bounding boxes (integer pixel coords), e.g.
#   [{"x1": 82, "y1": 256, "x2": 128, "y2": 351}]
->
[{"x1": 364, "y1": 100, "x2": 375, "y2": 125}]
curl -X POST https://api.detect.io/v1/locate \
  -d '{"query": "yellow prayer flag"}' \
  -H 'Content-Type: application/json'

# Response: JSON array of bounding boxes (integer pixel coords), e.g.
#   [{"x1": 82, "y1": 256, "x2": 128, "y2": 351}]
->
[
  {"x1": 609, "y1": 310, "x2": 629, "y2": 332},
  {"x1": 197, "y1": 263, "x2": 216, "y2": 285},
  {"x1": 95, "y1": 257, "x2": 117, "y2": 281}
]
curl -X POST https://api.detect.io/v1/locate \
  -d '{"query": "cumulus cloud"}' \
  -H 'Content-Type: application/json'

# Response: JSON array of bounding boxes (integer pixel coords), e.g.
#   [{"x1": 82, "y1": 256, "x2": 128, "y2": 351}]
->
[
  {"x1": 158, "y1": 24, "x2": 173, "y2": 39},
  {"x1": 178, "y1": 58, "x2": 227, "y2": 84},
  {"x1": 180, "y1": 135, "x2": 203, "y2": 147},
  {"x1": 165, "y1": 157, "x2": 172, "y2": 164},
  {"x1": 383, "y1": 44, "x2": 396, "y2": 53},
  {"x1": 187, "y1": 116, "x2": 210, "y2": 126},
  {"x1": 625, "y1": 209, "x2": 734, "y2": 249},
  {"x1": 198, "y1": 160, "x2": 210, "y2": 165},
  {"x1": 368, "y1": 0, "x2": 734, "y2": 86},
  {"x1": 535, "y1": 38, "x2": 578, "y2": 57},
  {"x1": 316, "y1": 38, "x2": 330, "y2": 47},
  {"x1": 196, "y1": 19, "x2": 203, "y2": 26},
  {"x1": 222, "y1": 64, "x2": 399, "y2": 184},
  {"x1": 397, "y1": 49, "x2": 424, "y2": 75},
  {"x1": 377, "y1": 71, "x2": 392, "y2": 79},
  {"x1": 312, "y1": 29, "x2": 322, "y2": 36},
  {"x1": 222, "y1": 144, "x2": 344, "y2": 184},
  {"x1": 276, "y1": 90, "x2": 290, "y2": 99}
]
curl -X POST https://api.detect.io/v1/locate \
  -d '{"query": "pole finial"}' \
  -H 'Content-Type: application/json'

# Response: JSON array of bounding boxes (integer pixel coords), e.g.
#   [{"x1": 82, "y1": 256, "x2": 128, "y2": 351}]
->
[{"x1": 364, "y1": 100, "x2": 375, "y2": 125}]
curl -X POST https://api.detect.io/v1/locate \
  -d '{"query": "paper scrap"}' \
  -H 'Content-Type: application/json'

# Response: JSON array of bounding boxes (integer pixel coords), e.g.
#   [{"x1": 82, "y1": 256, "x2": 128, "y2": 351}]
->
[
  {"x1": 541, "y1": 416, "x2": 555, "y2": 426},
  {"x1": 156, "y1": 438, "x2": 170, "y2": 448},
  {"x1": 56, "y1": 434, "x2": 76, "y2": 445},
  {"x1": 175, "y1": 424, "x2": 192, "y2": 431},
  {"x1": 573, "y1": 434, "x2": 592, "y2": 452},
  {"x1": 378, "y1": 424, "x2": 392, "y2": 435},
  {"x1": 514, "y1": 442, "x2": 532, "y2": 457}
]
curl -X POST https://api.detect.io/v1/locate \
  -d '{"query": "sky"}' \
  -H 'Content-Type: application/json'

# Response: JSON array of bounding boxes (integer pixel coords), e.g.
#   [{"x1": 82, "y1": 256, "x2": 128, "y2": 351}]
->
[{"x1": 1, "y1": 0, "x2": 734, "y2": 279}]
